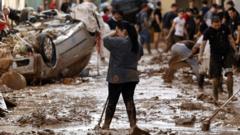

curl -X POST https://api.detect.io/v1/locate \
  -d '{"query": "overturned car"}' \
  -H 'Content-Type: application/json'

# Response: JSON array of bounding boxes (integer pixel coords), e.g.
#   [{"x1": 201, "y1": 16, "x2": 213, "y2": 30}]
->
[
  {"x1": 1, "y1": 3, "x2": 108, "y2": 82},
  {"x1": 12, "y1": 21, "x2": 96, "y2": 80}
]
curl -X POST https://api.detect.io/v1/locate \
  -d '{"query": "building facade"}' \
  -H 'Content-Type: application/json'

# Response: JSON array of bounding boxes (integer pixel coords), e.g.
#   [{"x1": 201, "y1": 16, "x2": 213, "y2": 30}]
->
[{"x1": 1, "y1": 0, "x2": 25, "y2": 10}]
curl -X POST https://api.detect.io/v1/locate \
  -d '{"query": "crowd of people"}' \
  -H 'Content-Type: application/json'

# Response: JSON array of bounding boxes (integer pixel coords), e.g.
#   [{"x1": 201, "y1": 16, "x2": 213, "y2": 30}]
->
[
  {"x1": 160, "y1": 0, "x2": 240, "y2": 103},
  {"x1": 101, "y1": 0, "x2": 240, "y2": 134},
  {"x1": 0, "y1": 0, "x2": 240, "y2": 134}
]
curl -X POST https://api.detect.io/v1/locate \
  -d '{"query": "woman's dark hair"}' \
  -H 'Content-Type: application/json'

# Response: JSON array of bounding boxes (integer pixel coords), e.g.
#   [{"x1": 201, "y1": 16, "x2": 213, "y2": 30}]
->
[
  {"x1": 116, "y1": 21, "x2": 140, "y2": 54},
  {"x1": 228, "y1": 7, "x2": 237, "y2": 12}
]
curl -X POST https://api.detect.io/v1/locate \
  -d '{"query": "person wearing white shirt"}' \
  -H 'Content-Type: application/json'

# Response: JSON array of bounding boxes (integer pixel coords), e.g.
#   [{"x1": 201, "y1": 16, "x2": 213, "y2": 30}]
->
[{"x1": 166, "y1": 9, "x2": 187, "y2": 52}]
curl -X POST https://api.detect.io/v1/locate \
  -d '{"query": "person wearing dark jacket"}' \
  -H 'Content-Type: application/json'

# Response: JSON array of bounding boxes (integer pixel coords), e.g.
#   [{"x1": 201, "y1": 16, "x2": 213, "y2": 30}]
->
[
  {"x1": 186, "y1": 9, "x2": 196, "y2": 40},
  {"x1": 200, "y1": 0, "x2": 209, "y2": 17},
  {"x1": 200, "y1": 15, "x2": 237, "y2": 101},
  {"x1": 102, "y1": 22, "x2": 149, "y2": 135}
]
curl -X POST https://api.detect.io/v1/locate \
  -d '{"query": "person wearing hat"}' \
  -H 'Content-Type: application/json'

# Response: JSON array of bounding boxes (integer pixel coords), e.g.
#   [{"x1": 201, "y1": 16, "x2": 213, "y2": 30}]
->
[{"x1": 199, "y1": 15, "x2": 237, "y2": 102}]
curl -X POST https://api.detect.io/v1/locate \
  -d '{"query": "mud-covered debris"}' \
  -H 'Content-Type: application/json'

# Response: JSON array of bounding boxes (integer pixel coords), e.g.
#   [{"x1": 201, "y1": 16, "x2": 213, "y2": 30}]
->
[
  {"x1": 17, "y1": 109, "x2": 47, "y2": 127},
  {"x1": 0, "y1": 85, "x2": 13, "y2": 93},
  {"x1": 141, "y1": 68, "x2": 166, "y2": 77},
  {"x1": 182, "y1": 74, "x2": 194, "y2": 84},
  {"x1": 162, "y1": 69, "x2": 174, "y2": 83},
  {"x1": 175, "y1": 115, "x2": 196, "y2": 126},
  {"x1": 180, "y1": 101, "x2": 204, "y2": 110},
  {"x1": 79, "y1": 68, "x2": 90, "y2": 77},
  {"x1": 157, "y1": 129, "x2": 176, "y2": 135},
  {"x1": 62, "y1": 78, "x2": 74, "y2": 85},
  {"x1": 62, "y1": 78, "x2": 85, "y2": 85},
  {"x1": 4, "y1": 97, "x2": 17, "y2": 108},
  {"x1": 0, "y1": 108, "x2": 7, "y2": 117},
  {"x1": 37, "y1": 129, "x2": 55, "y2": 135},
  {"x1": 88, "y1": 129, "x2": 130, "y2": 135},
  {"x1": 44, "y1": 115, "x2": 59, "y2": 125},
  {"x1": 131, "y1": 127, "x2": 150, "y2": 135},
  {"x1": 1, "y1": 71, "x2": 27, "y2": 90},
  {"x1": 176, "y1": 94, "x2": 183, "y2": 98},
  {"x1": 197, "y1": 93, "x2": 215, "y2": 103},
  {"x1": 149, "y1": 55, "x2": 163, "y2": 65},
  {"x1": 18, "y1": 131, "x2": 37, "y2": 135},
  {"x1": 150, "y1": 96, "x2": 159, "y2": 101},
  {"x1": 212, "y1": 121, "x2": 223, "y2": 128},
  {"x1": 0, "y1": 48, "x2": 12, "y2": 59},
  {"x1": 17, "y1": 115, "x2": 31, "y2": 125},
  {"x1": 0, "y1": 58, "x2": 12, "y2": 75},
  {"x1": 17, "y1": 96, "x2": 95, "y2": 127},
  {"x1": 223, "y1": 107, "x2": 236, "y2": 114},
  {"x1": 0, "y1": 132, "x2": 14, "y2": 135}
]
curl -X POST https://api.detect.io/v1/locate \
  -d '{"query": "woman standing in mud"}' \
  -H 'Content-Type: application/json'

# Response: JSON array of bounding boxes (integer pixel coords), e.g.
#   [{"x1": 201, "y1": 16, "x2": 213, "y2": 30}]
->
[{"x1": 102, "y1": 22, "x2": 149, "y2": 135}]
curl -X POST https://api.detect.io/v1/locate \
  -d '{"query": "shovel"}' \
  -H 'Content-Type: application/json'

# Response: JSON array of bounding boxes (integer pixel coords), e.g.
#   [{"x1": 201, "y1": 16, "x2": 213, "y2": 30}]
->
[
  {"x1": 201, "y1": 89, "x2": 240, "y2": 131},
  {"x1": 94, "y1": 97, "x2": 109, "y2": 130}
]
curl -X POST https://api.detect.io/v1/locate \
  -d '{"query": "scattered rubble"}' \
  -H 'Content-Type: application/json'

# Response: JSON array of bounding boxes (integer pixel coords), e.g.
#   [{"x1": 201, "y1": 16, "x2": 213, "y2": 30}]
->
[
  {"x1": 17, "y1": 95, "x2": 96, "y2": 127},
  {"x1": 0, "y1": 42, "x2": 239, "y2": 135},
  {"x1": 149, "y1": 54, "x2": 163, "y2": 65},
  {"x1": 197, "y1": 93, "x2": 215, "y2": 103},
  {"x1": 0, "y1": 85, "x2": 14, "y2": 93},
  {"x1": 180, "y1": 101, "x2": 205, "y2": 110},
  {"x1": 4, "y1": 97, "x2": 17, "y2": 108},
  {"x1": 0, "y1": 132, "x2": 14, "y2": 135},
  {"x1": 175, "y1": 115, "x2": 196, "y2": 126},
  {"x1": 157, "y1": 129, "x2": 177, "y2": 135},
  {"x1": 0, "y1": 71, "x2": 27, "y2": 90}
]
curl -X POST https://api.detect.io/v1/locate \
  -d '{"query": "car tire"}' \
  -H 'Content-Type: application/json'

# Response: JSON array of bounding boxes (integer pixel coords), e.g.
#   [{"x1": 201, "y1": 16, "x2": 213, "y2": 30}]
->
[{"x1": 38, "y1": 33, "x2": 57, "y2": 67}]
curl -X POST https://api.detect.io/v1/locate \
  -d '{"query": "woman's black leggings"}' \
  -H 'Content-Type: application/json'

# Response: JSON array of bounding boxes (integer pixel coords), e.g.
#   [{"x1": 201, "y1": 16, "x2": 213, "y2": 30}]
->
[{"x1": 104, "y1": 82, "x2": 138, "y2": 128}]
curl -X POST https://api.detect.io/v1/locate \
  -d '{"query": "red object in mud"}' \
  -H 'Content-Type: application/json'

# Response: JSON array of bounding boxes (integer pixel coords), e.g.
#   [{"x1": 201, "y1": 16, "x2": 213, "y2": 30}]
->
[{"x1": 0, "y1": 22, "x2": 6, "y2": 31}]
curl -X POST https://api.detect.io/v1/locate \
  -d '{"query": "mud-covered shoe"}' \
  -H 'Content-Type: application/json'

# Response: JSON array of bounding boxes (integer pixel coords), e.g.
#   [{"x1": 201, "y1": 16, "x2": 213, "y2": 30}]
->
[
  {"x1": 101, "y1": 123, "x2": 110, "y2": 130},
  {"x1": 130, "y1": 126, "x2": 150, "y2": 135}
]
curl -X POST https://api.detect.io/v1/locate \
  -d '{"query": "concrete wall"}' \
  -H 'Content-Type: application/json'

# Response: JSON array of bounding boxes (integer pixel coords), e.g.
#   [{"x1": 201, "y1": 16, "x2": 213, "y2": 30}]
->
[
  {"x1": 161, "y1": 0, "x2": 175, "y2": 14},
  {"x1": 233, "y1": 0, "x2": 240, "y2": 13},
  {"x1": 25, "y1": 0, "x2": 42, "y2": 9}
]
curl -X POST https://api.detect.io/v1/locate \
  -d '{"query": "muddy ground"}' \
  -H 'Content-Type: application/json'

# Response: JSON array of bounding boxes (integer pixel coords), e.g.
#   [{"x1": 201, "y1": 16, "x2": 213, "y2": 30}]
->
[{"x1": 0, "y1": 43, "x2": 240, "y2": 135}]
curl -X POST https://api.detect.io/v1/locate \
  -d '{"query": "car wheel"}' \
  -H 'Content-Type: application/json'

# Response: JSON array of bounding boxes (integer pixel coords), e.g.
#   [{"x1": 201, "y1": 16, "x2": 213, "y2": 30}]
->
[{"x1": 38, "y1": 33, "x2": 56, "y2": 67}]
